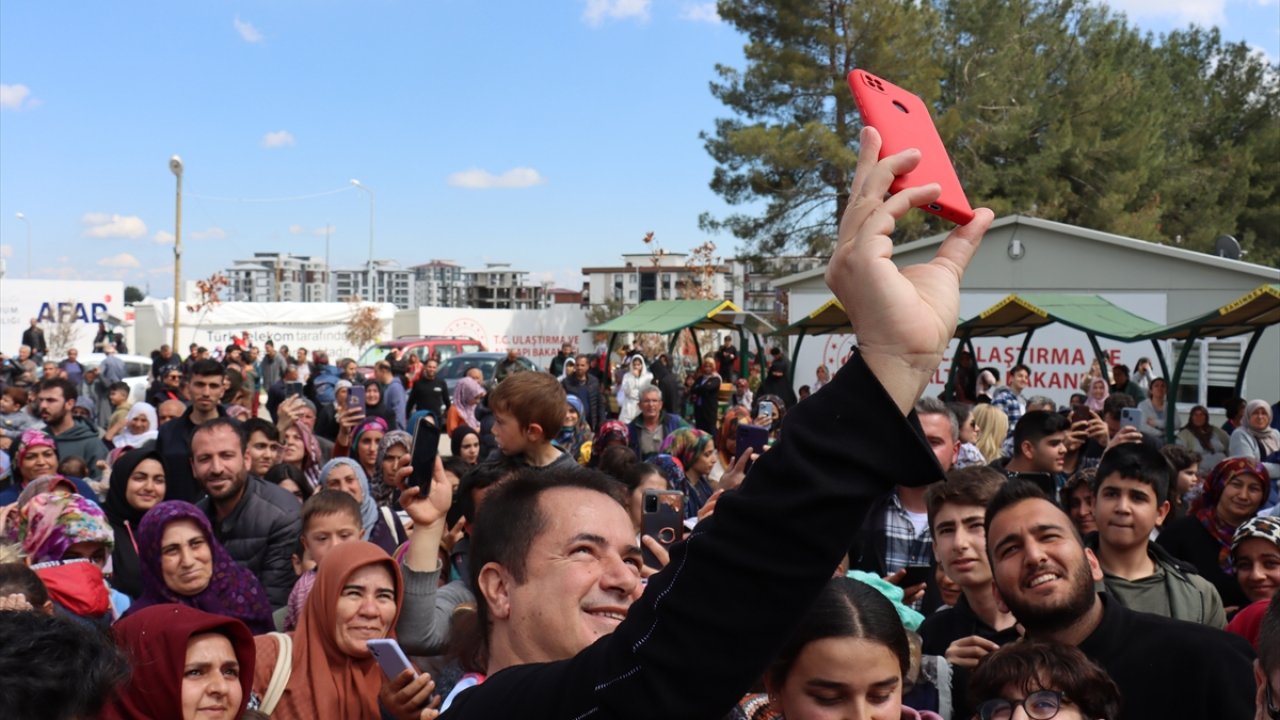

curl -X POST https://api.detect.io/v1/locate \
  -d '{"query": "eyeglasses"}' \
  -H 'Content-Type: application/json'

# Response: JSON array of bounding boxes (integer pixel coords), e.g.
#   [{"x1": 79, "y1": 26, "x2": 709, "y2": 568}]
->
[
  {"x1": 977, "y1": 690, "x2": 1069, "y2": 720},
  {"x1": 1268, "y1": 678, "x2": 1279, "y2": 720}
]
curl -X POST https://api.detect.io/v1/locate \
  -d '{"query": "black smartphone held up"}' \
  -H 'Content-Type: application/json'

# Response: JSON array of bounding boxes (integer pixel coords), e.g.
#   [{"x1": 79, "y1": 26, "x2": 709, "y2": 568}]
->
[
  {"x1": 346, "y1": 385, "x2": 366, "y2": 414},
  {"x1": 900, "y1": 565, "x2": 932, "y2": 588},
  {"x1": 641, "y1": 489, "x2": 685, "y2": 570},
  {"x1": 735, "y1": 422, "x2": 770, "y2": 462},
  {"x1": 410, "y1": 416, "x2": 440, "y2": 493},
  {"x1": 285, "y1": 381, "x2": 304, "y2": 398}
]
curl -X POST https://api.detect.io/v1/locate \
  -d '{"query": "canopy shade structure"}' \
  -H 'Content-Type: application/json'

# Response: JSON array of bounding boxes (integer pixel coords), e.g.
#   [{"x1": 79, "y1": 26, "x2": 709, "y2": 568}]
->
[
  {"x1": 955, "y1": 293, "x2": 1165, "y2": 341},
  {"x1": 586, "y1": 300, "x2": 775, "y2": 379},
  {"x1": 587, "y1": 300, "x2": 775, "y2": 335},
  {"x1": 777, "y1": 298, "x2": 853, "y2": 336},
  {"x1": 1135, "y1": 284, "x2": 1280, "y2": 341}
]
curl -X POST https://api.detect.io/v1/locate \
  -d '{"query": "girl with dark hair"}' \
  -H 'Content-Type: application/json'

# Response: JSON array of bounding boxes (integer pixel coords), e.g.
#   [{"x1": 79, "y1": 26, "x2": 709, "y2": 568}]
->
[
  {"x1": 102, "y1": 444, "x2": 166, "y2": 598},
  {"x1": 967, "y1": 640, "x2": 1121, "y2": 720},
  {"x1": 737, "y1": 576, "x2": 940, "y2": 720},
  {"x1": 265, "y1": 463, "x2": 313, "y2": 504}
]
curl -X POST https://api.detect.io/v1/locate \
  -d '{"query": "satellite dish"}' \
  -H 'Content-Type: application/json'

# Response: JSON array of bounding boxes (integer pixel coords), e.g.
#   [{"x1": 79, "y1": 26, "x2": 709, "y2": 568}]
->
[{"x1": 1215, "y1": 235, "x2": 1241, "y2": 260}]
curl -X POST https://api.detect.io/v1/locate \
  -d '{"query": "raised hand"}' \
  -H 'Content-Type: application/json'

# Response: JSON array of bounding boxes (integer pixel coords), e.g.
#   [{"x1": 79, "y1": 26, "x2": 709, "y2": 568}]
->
[{"x1": 825, "y1": 126, "x2": 993, "y2": 413}]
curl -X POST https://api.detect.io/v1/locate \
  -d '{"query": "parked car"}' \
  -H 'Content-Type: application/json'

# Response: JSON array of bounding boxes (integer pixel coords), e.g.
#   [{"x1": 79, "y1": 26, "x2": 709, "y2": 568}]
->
[
  {"x1": 76, "y1": 353, "x2": 153, "y2": 404},
  {"x1": 355, "y1": 336, "x2": 485, "y2": 380},
  {"x1": 439, "y1": 352, "x2": 542, "y2": 394}
]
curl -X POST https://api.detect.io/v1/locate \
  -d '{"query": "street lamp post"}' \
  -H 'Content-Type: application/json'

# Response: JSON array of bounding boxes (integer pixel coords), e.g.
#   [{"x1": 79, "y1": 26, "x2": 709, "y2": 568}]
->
[
  {"x1": 14, "y1": 212, "x2": 31, "y2": 277},
  {"x1": 170, "y1": 155, "x2": 184, "y2": 351},
  {"x1": 350, "y1": 179, "x2": 375, "y2": 302}
]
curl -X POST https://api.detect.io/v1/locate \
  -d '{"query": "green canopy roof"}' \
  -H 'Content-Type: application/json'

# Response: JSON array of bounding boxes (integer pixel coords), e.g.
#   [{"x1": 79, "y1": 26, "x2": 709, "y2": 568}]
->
[
  {"x1": 587, "y1": 300, "x2": 775, "y2": 335},
  {"x1": 1134, "y1": 284, "x2": 1280, "y2": 340},
  {"x1": 777, "y1": 298, "x2": 852, "y2": 336},
  {"x1": 955, "y1": 293, "x2": 1164, "y2": 340}
]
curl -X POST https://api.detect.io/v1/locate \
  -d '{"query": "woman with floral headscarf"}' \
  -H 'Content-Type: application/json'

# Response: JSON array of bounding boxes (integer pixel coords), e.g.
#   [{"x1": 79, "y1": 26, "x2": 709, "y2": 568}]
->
[
  {"x1": 123, "y1": 500, "x2": 274, "y2": 634},
  {"x1": 318, "y1": 458, "x2": 406, "y2": 554},
  {"x1": 585, "y1": 420, "x2": 630, "y2": 468},
  {"x1": 1225, "y1": 515, "x2": 1280, "y2": 650},
  {"x1": 662, "y1": 427, "x2": 718, "y2": 518},
  {"x1": 0, "y1": 428, "x2": 96, "y2": 505},
  {"x1": 371, "y1": 429, "x2": 411, "y2": 508},
  {"x1": 17, "y1": 490, "x2": 128, "y2": 620},
  {"x1": 1158, "y1": 457, "x2": 1269, "y2": 610}
]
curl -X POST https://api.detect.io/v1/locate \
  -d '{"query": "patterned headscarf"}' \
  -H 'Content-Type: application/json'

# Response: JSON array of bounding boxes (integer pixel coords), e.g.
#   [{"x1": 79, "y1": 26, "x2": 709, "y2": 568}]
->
[
  {"x1": 126, "y1": 500, "x2": 274, "y2": 634},
  {"x1": 452, "y1": 377, "x2": 486, "y2": 431},
  {"x1": 716, "y1": 406, "x2": 752, "y2": 468},
  {"x1": 350, "y1": 416, "x2": 389, "y2": 470},
  {"x1": 1192, "y1": 457, "x2": 1270, "y2": 574},
  {"x1": 648, "y1": 453, "x2": 685, "y2": 491},
  {"x1": 18, "y1": 492, "x2": 114, "y2": 564},
  {"x1": 318, "y1": 457, "x2": 379, "y2": 541},
  {"x1": 596, "y1": 420, "x2": 630, "y2": 449},
  {"x1": 13, "y1": 428, "x2": 56, "y2": 480},
  {"x1": 662, "y1": 427, "x2": 713, "y2": 474},
  {"x1": 371, "y1": 429, "x2": 412, "y2": 508},
  {"x1": 286, "y1": 422, "x2": 325, "y2": 489},
  {"x1": 1232, "y1": 515, "x2": 1280, "y2": 561}
]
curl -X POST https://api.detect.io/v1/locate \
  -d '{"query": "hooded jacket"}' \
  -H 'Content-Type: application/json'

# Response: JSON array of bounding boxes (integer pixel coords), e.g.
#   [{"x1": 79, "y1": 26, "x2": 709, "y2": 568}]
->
[
  {"x1": 52, "y1": 417, "x2": 108, "y2": 479},
  {"x1": 1085, "y1": 533, "x2": 1227, "y2": 628}
]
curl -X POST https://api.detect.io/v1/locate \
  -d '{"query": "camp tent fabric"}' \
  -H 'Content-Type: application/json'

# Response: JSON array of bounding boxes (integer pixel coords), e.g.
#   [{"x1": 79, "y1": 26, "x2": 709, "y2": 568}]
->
[{"x1": 587, "y1": 300, "x2": 774, "y2": 335}]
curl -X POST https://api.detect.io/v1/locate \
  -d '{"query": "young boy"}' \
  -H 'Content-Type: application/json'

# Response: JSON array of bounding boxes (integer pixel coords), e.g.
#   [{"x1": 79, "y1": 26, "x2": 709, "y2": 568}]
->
[
  {"x1": 487, "y1": 372, "x2": 579, "y2": 470},
  {"x1": 1087, "y1": 442, "x2": 1226, "y2": 628},
  {"x1": 243, "y1": 418, "x2": 281, "y2": 478},
  {"x1": 918, "y1": 466, "x2": 1018, "y2": 720},
  {"x1": 284, "y1": 490, "x2": 364, "y2": 630},
  {"x1": 105, "y1": 382, "x2": 131, "y2": 431}
]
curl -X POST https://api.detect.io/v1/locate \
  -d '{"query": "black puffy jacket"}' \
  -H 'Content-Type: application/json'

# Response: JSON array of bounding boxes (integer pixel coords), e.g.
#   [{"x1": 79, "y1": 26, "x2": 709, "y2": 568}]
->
[{"x1": 198, "y1": 477, "x2": 301, "y2": 608}]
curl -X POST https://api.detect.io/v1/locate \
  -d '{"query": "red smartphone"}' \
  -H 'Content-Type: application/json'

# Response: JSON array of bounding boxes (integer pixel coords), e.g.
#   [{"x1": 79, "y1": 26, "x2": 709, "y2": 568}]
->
[{"x1": 847, "y1": 69, "x2": 974, "y2": 225}]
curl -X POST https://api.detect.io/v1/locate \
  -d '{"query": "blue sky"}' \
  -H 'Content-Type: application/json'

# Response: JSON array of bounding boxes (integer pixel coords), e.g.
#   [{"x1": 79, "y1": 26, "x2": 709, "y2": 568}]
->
[{"x1": 1, "y1": 0, "x2": 1276, "y2": 295}]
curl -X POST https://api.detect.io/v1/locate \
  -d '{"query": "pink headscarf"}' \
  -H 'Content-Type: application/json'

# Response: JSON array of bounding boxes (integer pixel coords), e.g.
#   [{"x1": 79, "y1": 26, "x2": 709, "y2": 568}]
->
[{"x1": 453, "y1": 377, "x2": 486, "y2": 431}]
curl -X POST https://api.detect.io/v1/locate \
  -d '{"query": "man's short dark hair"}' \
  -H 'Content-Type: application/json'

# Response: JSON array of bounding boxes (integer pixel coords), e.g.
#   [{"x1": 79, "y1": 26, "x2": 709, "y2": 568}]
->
[
  {"x1": 242, "y1": 417, "x2": 279, "y2": 443},
  {"x1": 984, "y1": 479, "x2": 1071, "y2": 542},
  {"x1": 36, "y1": 377, "x2": 77, "y2": 402},
  {"x1": 1010, "y1": 363, "x2": 1031, "y2": 376},
  {"x1": 1102, "y1": 392, "x2": 1135, "y2": 419},
  {"x1": 0, "y1": 611, "x2": 130, "y2": 720},
  {"x1": 107, "y1": 381, "x2": 130, "y2": 397},
  {"x1": 191, "y1": 416, "x2": 247, "y2": 452},
  {"x1": 1112, "y1": 364, "x2": 1130, "y2": 378},
  {"x1": 189, "y1": 358, "x2": 226, "y2": 378},
  {"x1": 468, "y1": 466, "x2": 628, "y2": 638},
  {"x1": 1260, "y1": 589, "x2": 1280, "y2": 674},
  {"x1": 1012, "y1": 410, "x2": 1069, "y2": 451},
  {"x1": 1094, "y1": 442, "x2": 1172, "y2": 506},
  {"x1": 301, "y1": 489, "x2": 363, "y2": 532},
  {"x1": 453, "y1": 461, "x2": 523, "y2": 530},
  {"x1": 926, "y1": 465, "x2": 1005, "y2": 533}
]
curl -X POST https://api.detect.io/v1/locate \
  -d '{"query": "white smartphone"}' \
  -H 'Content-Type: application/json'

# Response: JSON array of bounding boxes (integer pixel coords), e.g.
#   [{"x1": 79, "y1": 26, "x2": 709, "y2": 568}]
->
[{"x1": 367, "y1": 638, "x2": 417, "y2": 679}]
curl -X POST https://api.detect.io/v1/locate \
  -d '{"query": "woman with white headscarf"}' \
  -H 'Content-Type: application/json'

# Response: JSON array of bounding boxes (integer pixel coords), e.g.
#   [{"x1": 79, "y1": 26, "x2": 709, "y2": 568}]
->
[
  {"x1": 110, "y1": 403, "x2": 158, "y2": 449},
  {"x1": 615, "y1": 354, "x2": 652, "y2": 424}
]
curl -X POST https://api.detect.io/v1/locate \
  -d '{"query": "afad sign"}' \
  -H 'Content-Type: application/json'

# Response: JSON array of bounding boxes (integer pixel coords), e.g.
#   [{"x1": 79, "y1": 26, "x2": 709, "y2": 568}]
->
[{"x1": 36, "y1": 299, "x2": 111, "y2": 324}]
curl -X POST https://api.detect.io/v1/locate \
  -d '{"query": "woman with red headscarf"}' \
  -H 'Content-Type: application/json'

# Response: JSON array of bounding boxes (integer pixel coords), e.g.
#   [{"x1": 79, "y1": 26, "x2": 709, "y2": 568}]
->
[
  {"x1": 104, "y1": 604, "x2": 255, "y2": 720},
  {"x1": 251, "y1": 540, "x2": 411, "y2": 719},
  {"x1": 1157, "y1": 457, "x2": 1270, "y2": 611}
]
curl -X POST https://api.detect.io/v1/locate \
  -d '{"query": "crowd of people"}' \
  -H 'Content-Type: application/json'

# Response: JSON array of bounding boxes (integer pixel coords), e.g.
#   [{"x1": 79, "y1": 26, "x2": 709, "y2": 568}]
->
[{"x1": 0, "y1": 131, "x2": 1277, "y2": 720}]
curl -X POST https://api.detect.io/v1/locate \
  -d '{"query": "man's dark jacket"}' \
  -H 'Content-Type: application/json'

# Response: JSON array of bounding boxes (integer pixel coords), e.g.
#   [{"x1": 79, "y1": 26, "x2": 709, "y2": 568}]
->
[
  {"x1": 198, "y1": 476, "x2": 301, "y2": 608},
  {"x1": 627, "y1": 413, "x2": 687, "y2": 459},
  {"x1": 562, "y1": 374, "x2": 604, "y2": 431},
  {"x1": 408, "y1": 375, "x2": 451, "y2": 422}
]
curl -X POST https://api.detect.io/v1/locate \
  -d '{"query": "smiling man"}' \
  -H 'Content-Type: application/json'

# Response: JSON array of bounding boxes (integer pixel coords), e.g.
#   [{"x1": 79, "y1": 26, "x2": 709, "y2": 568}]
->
[
  {"x1": 985, "y1": 479, "x2": 1255, "y2": 720},
  {"x1": 191, "y1": 417, "x2": 300, "y2": 608}
]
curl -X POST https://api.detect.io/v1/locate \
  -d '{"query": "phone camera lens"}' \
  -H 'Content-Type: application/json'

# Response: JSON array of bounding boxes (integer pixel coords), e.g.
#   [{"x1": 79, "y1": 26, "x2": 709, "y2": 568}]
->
[{"x1": 928, "y1": 203, "x2": 942, "y2": 211}]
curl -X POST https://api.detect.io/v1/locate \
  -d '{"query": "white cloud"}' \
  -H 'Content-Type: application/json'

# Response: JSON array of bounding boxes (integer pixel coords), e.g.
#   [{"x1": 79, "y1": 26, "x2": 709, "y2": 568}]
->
[
  {"x1": 582, "y1": 0, "x2": 651, "y2": 26},
  {"x1": 1102, "y1": 0, "x2": 1225, "y2": 25},
  {"x1": 261, "y1": 130, "x2": 296, "y2": 148},
  {"x1": 288, "y1": 224, "x2": 332, "y2": 236},
  {"x1": 679, "y1": 2, "x2": 720, "y2": 23},
  {"x1": 98, "y1": 253, "x2": 141, "y2": 269},
  {"x1": 191, "y1": 227, "x2": 227, "y2": 240},
  {"x1": 82, "y1": 212, "x2": 148, "y2": 239},
  {"x1": 447, "y1": 167, "x2": 547, "y2": 189},
  {"x1": 147, "y1": 263, "x2": 175, "y2": 276},
  {"x1": 153, "y1": 230, "x2": 175, "y2": 244},
  {"x1": 0, "y1": 83, "x2": 38, "y2": 110},
  {"x1": 234, "y1": 15, "x2": 264, "y2": 43},
  {"x1": 288, "y1": 224, "x2": 306, "y2": 235},
  {"x1": 37, "y1": 265, "x2": 81, "y2": 280},
  {"x1": 0, "y1": 244, "x2": 12, "y2": 258}
]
